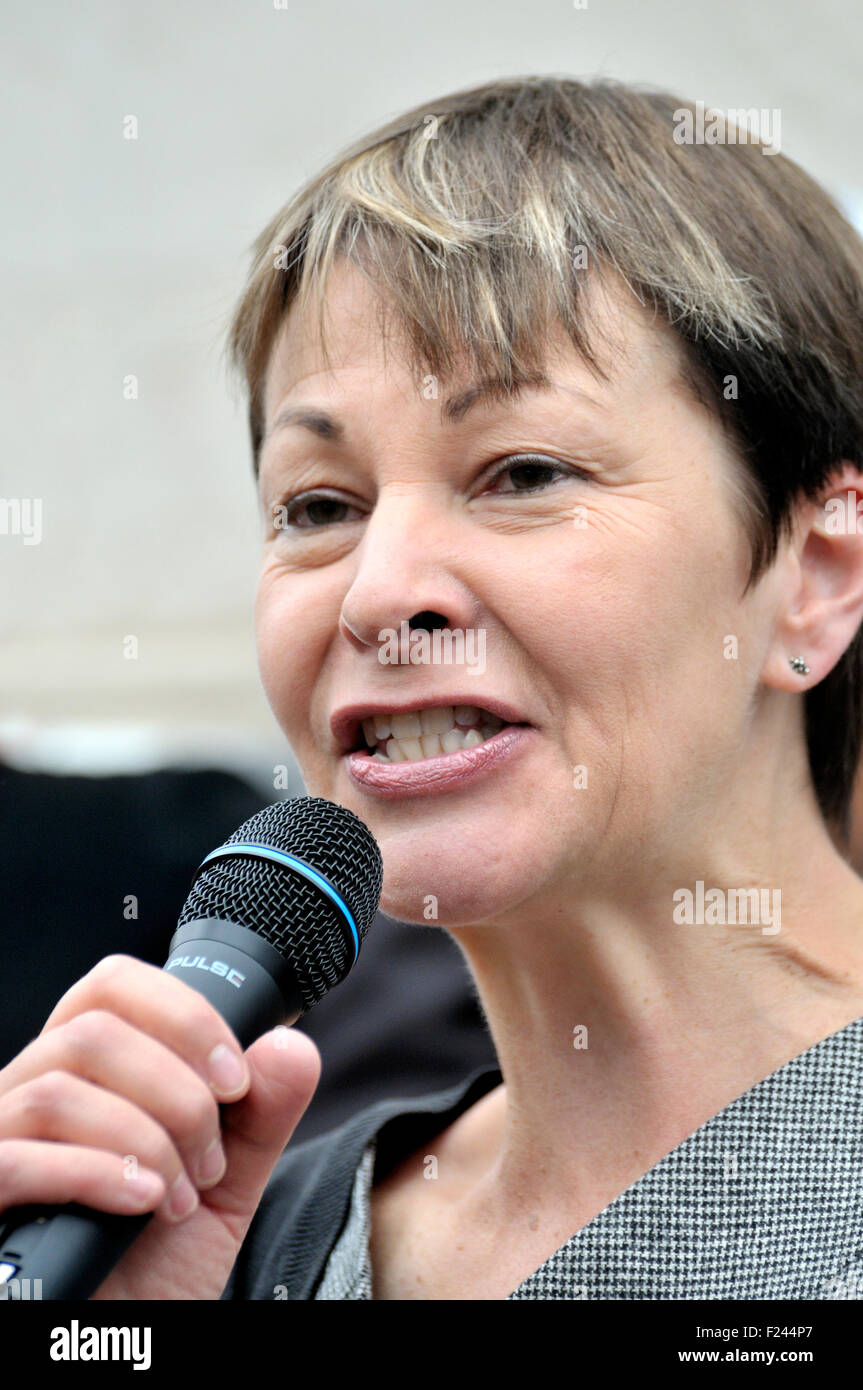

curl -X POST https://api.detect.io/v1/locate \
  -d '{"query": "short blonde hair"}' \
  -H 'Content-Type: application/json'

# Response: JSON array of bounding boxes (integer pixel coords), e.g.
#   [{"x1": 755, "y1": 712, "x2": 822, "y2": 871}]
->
[{"x1": 226, "y1": 74, "x2": 863, "y2": 835}]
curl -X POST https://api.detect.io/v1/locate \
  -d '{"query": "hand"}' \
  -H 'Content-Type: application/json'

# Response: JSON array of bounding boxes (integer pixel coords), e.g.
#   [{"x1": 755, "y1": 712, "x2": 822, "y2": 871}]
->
[{"x1": 0, "y1": 954, "x2": 321, "y2": 1299}]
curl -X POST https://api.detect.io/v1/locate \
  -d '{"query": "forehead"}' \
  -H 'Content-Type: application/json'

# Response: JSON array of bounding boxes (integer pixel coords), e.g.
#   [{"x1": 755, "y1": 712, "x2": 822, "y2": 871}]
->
[{"x1": 262, "y1": 257, "x2": 688, "y2": 427}]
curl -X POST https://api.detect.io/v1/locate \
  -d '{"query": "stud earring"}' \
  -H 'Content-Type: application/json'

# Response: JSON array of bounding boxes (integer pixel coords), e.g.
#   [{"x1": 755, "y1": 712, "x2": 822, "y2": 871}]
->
[{"x1": 789, "y1": 656, "x2": 810, "y2": 675}]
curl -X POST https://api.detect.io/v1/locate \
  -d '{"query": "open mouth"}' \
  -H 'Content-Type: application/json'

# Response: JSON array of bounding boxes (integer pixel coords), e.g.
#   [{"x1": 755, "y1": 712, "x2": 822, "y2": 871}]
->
[{"x1": 351, "y1": 704, "x2": 517, "y2": 763}]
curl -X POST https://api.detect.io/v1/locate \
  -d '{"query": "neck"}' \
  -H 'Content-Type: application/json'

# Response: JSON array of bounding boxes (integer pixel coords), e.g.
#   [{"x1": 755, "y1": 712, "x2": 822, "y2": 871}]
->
[{"x1": 447, "y1": 804, "x2": 863, "y2": 1221}]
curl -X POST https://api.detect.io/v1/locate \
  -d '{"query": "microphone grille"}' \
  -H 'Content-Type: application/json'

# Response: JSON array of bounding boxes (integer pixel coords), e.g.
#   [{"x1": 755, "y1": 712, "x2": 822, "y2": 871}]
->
[{"x1": 177, "y1": 796, "x2": 383, "y2": 1012}]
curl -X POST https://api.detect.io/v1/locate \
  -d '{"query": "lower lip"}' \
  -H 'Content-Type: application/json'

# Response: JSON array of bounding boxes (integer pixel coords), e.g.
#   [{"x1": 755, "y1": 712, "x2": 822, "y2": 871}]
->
[{"x1": 345, "y1": 724, "x2": 534, "y2": 799}]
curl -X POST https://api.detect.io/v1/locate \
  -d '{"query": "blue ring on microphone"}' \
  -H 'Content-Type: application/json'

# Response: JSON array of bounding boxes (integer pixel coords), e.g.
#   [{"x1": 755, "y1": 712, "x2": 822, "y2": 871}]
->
[{"x1": 197, "y1": 843, "x2": 360, "y2": 962}]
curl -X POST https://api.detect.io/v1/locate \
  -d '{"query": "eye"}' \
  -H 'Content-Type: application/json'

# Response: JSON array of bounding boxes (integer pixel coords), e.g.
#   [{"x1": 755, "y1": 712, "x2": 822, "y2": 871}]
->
[
  {"x1": 269, "y1": 491, "x2": 365, "y2": 532},
  {"x1": 480, "y1": 454, "x2": 586, "y2": 495},
  {"x1": 267, "y1": 453, "x2": 586, "y2": 534}
]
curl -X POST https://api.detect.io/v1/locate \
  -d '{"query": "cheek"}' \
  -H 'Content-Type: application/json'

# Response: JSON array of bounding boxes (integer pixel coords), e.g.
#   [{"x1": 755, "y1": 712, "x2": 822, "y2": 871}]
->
[
  {"x1": 518, "y1": 532, "x2": 666, "y2": 669},
  {"x1": 254, "y1": 569, "x2": 324, "y2": 736},
  {"x1": 527, "y1": 526, "x2": 739, "y2": 738}
]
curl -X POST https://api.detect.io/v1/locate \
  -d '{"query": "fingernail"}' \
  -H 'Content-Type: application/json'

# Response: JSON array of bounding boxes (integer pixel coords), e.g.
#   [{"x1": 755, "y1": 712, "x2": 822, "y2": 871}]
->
[
  {"x1": 207, "y1": 1043, "x2": 248, "y2": 1096},
  {"x1": 197, "y1": 1138, "x2": 226, "y2": 1185},
  {"x1": 123, "y1": 1172, "x2": 164, "y2": 1207},
  {"x1": 167, "y1": 1173, "x2": 199, "y2": 1221}
]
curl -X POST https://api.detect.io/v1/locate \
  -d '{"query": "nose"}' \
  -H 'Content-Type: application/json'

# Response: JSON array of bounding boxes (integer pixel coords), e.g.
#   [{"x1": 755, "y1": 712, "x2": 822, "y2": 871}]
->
[{"x1": 337, "y1": 493, "x2": 479, "y2": 654}]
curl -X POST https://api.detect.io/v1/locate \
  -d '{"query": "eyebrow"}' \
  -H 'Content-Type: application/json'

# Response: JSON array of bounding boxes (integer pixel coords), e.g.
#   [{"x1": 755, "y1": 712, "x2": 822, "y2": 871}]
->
[{"x1": 262, "y1": 370, "x2": 599, "y2": 447}]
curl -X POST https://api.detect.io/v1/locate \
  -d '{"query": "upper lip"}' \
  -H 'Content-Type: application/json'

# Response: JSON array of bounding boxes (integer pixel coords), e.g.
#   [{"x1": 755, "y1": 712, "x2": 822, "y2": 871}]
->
[{"x1": 330, "y1": 695, "x2": 531, "y2": 753}]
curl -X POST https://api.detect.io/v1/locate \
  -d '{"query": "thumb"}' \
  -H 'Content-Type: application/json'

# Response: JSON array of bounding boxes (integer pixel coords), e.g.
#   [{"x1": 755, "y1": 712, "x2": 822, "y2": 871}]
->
[{"x1": 209, "y1": 1026, "x2": 321, "y2": 1237}]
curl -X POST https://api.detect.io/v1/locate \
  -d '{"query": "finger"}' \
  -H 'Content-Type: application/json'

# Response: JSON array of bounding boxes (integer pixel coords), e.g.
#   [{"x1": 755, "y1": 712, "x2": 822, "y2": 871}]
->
[
  {"x1": 203, "y1": 1027, "x2": 321, "y2": 1242},
  {"x1": 0, "y1": 1071, "x2": 224, "y2": 1223},
  {"x1": 0, "y1": 1140, "x2": 166, "y2": 1217},
  {"x1": 38, "y1": 955, "x2": 251, "y2": 1100},
  {"x1": 0, "y1": 1013, "x2": 224, "y2": 1202}
]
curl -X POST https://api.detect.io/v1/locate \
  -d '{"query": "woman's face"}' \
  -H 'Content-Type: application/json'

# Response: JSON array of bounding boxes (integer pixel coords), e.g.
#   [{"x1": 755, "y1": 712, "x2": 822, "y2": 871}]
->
[{"x1": 255, "y1": 258, "x2": 778, "y2": 927}]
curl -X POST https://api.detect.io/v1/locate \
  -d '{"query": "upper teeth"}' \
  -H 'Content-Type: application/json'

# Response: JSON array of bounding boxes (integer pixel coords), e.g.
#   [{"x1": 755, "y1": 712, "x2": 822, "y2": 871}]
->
[{"x1": 360, "y1": 705, "x2": 506, "y2": 762}]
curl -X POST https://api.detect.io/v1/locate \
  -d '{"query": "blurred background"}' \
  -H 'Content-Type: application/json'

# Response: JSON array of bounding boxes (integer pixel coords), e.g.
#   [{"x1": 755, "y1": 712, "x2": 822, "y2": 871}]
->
[
  {"x1": 2, "y1": 0, "x2": 861, "y2": 772},
  {"x1": 2, "y1": 0, "x2": 861, "y2": 1134}
]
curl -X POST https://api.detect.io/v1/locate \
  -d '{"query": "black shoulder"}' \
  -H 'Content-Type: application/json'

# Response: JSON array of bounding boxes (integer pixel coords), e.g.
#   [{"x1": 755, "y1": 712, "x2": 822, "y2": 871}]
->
[
  {"x1": 219, "y1": 1063, "x2": 502, "y2": 1301},
  {"x1": 220, "y1": 1119, "x2": 368, "y2": 1301}
]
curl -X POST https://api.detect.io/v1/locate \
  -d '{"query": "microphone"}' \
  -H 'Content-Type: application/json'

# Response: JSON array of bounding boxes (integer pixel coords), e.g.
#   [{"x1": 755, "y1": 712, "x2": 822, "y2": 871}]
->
[{"x1": 0, "y1": 795, "x2": 383, "y2": 1300}]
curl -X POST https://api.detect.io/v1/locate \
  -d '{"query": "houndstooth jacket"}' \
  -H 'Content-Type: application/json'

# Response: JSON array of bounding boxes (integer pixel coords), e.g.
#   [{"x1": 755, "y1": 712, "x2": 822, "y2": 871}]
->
[{"x1": 221, "y1": 1014, "x2": 863, "y2": 1300}]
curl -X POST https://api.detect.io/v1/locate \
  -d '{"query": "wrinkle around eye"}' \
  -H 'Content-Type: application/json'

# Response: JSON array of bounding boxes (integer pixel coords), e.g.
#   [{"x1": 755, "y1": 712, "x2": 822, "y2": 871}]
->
[
  {"x1": 468, "y1": 507, "x2": 589, "y2": 537},
  {"x1": 261, "y1": 528, "x2": 360, "y2": 572}
]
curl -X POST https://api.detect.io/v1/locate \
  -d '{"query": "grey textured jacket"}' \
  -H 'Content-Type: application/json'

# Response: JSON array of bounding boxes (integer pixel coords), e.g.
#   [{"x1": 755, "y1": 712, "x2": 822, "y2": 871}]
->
[{"x1": 221, "y1": 1015, "x2": 863, "y2": 1300}]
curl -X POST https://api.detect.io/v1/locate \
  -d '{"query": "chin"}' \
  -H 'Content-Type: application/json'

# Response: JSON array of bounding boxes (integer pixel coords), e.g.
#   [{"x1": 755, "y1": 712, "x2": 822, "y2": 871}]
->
[
  {"x1": 379, "y1": 889, "x2": 507, "y2": 929},
  {"x1": 300, "y1": 762, "x2": 572, "y2": 922},
  {"x1": 376, "y1": 842, "x2": 538, "y2": 929}
]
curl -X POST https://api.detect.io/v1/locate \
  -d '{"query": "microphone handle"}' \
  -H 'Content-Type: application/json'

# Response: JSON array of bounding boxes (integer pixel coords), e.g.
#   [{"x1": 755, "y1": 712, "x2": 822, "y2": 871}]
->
[{"x1": 0, "y1": 920, "x2": 304, "y2": 1300}]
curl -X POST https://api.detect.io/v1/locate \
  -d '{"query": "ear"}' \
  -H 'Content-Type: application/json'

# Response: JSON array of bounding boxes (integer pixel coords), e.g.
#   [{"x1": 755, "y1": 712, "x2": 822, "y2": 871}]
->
[{"x1": 762, "y1": 462, "x2": 863, "y2": 692}]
